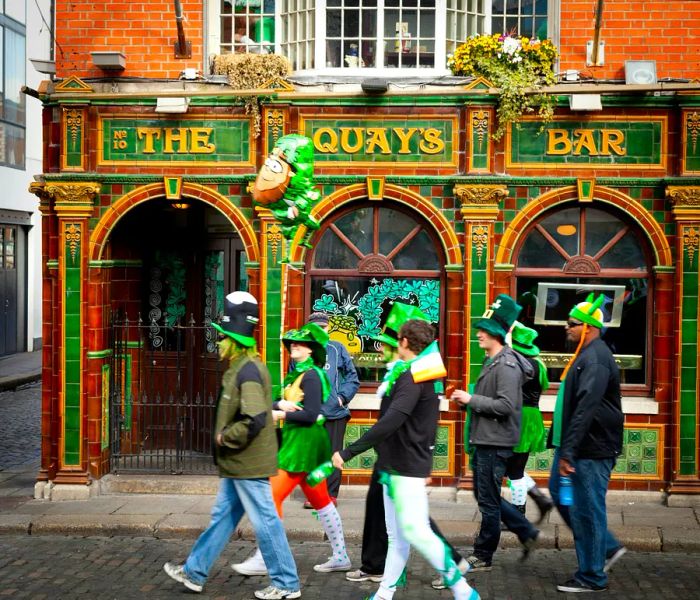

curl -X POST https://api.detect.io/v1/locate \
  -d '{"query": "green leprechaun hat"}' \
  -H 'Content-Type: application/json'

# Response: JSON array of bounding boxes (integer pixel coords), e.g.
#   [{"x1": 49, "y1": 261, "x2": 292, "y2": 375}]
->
[
  {"x1": 473, "y1": 294, "x2": 522, "y2": 341},
  {"x1": 569, "y1": 293, "x2": 605, "y2": 328},
  {"x1": 511, "y1": 321, "x2": 540, "y2": 356},
  {"x1": 211, "y1": 291, "x2": 259, "y2": 347},
  {"x1": 282, "y1": 322, "x2": 329, "y2": 367},
  {"x1": 371, "y1": 302, "x2": 430, "y2": 348}
]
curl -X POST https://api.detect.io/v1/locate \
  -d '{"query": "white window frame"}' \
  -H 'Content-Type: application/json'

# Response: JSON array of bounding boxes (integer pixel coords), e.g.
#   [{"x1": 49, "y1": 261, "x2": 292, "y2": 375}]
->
[{"x1": 206, "y1": 0, "x2": 559, "y2": 75}]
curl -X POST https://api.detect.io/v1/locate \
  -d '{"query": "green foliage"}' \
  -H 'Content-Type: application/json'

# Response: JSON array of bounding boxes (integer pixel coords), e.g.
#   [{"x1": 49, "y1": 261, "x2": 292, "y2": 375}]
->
[{"x1": 448, "y1": 34, "x2": 558, "y2": 140}]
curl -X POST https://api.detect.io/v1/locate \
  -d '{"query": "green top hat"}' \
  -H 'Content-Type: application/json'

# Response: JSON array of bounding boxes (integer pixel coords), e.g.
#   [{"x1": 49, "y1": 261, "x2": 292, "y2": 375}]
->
[
  {"x1": 511, "y1": 321, "x2": 540, "y2": 356},
  {"x1": 211, "y1": 291, "x2": 259, "y2": 347},
  {"x1": 569, "y1": 293, "x2": 605, "y2": 328},
  {"x1": 473, "y1": 294, "x2": 522, "y2": 341},
  {"x1": 371, "y1": 302, "x2": 430, "y2": 348},
  {"x1": 282, "y1": 322, "x2": 329, "y2": 367}
]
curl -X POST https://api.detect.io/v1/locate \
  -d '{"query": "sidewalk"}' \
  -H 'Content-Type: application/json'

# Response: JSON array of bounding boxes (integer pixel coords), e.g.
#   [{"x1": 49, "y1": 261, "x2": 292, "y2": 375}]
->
[
  {"x1": 1, "y1": 463, "x2": 699, "y2": 555},
  {"x1": 0, "y1": 351, "x2": 42, "y2": 391}
]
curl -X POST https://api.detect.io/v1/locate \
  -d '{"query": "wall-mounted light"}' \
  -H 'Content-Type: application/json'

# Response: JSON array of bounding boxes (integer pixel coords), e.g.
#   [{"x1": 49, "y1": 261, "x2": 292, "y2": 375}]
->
[
  {"x1": 155, "y1": 97, "x2": 190, "y2": 113},
  {"x1": 171, "y1": 201, "x2": 190, "y2": 210},
  {"x1": 361, "y1": 78, "x2": 389, "y2": 94},
  {"x1": 569, "y1": 94, "x2": 602, "y2": 111},
  {"x1": 30, "y1": 59, "x2": 56, "y2": 75},
  {"x1": 90, "y1": 51, "x2": 126, "y2": 70},
  {"x1": 625, "y1": 60, "x2": 657, "y2": 85}
]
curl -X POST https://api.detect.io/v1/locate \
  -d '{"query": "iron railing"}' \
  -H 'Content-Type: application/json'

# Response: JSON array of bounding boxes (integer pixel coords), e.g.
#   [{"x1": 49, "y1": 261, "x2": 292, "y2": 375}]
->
[{"x1": 109, "y1": 313, "x2": 224, "y2": 474}]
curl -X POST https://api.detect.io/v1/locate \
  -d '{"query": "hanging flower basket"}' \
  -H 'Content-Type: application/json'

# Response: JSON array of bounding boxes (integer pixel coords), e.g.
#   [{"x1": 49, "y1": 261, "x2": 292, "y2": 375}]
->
[
  {"x1": 213, "y1": 53, "x2": 291, "y2": 137},
  {"x1": 448, "y1": 34, "x2": 558, "y2": 140}
]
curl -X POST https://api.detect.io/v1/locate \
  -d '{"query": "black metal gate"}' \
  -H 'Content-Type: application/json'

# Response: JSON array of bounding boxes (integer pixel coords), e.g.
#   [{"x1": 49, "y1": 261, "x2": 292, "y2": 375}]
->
[{"x1": 108, "y1": 312, "x2": 224, "y2": 474}]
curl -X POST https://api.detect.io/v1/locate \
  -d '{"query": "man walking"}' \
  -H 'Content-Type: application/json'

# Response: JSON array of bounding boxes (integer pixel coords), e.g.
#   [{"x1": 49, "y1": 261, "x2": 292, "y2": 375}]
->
[
  {"x1": 333, "y1": 319, "x2": 478, "y2": 600},
  {"x1": 303, "y1": 312, "x2": 359, "y2": 505},
  {"x1": 549, "y1": 294, "x2": 625, "y2": 593},
  {"x1": 163, "y1": 291, "x2": 300, "y2": 600},
  {"x1": 452, "y1": 294, "x2": 539, "y2": 572}
]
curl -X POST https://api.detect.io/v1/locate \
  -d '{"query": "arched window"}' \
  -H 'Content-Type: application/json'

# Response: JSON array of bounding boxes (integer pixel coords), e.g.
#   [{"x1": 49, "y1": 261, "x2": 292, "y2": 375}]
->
[
  {"x1": 307, "y1": 203, "x2": 443, "y2": 384},
  {"x1": 513, "y1": 205, "x2": 651, "y2": 389}
]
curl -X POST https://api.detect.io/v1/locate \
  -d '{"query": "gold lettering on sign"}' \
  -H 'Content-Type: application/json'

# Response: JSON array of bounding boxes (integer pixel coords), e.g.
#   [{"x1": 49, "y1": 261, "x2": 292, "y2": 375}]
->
[
  {"x1": 311, "y1": 125, "x2": 446, "y2": 156},
  {"x1": 136, "y1": 127, "x2": 216, "y2": 154},
  {"x1": 393, "y1": 127, "x2": 418, "y2": 154},
  {"x1": 546, "y1": 128, "x2": 626, "y2": 156}
]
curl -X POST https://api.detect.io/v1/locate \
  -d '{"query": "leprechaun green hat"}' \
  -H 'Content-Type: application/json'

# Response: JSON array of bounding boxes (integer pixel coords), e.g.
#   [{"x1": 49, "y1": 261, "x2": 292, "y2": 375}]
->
[
  {"x1": 473, "y1": 294, "x2": 522, "y2": 341},
  {"x1": 211, "y1": 291, "x2": 259, "y2": 347},
  {"x1": 511, "y1": 321, "x2": 540, "y2": 356},
  {"x1": 371, "y1": 302, "x2": 430, "y2": 348},
  {"x1": 274, "y1": 134, "x2": 315, "y2": 180},
  {"x1": 282, "y1": 322, "x2": 329, "y2": 367},
  {"x1": 569, "y1": 293, "x2": 605, "y2": 328}
]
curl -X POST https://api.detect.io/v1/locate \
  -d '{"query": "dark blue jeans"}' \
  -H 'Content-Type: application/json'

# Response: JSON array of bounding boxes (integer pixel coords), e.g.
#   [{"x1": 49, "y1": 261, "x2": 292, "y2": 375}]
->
[
  {"x1": 472, "y1": 446, "x2": 539, "y2": 562},
  {"x1": 549, "y1": 448, "x2": 621, "y2": 588}
]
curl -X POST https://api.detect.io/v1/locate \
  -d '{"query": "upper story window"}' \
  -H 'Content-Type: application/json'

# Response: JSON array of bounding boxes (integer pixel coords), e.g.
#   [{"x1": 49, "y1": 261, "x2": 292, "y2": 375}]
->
[
  {"x1": 210, "y1": 0, "x2": 556, "y2": 74},
  {"x1": 0, "y1": 7, "x2": 26, "y2": 169}
]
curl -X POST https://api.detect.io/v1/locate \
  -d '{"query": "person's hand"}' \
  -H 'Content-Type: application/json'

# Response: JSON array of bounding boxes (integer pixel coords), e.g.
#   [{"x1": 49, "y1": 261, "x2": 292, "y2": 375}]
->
[
  {"x1": 425, "y1": 477, "x2": 432, "y2": 485},
  {"x1": 277, "y1": 400, "x2": 300, "y2": 412},
  {"x1": 332, "y1": 451, "x2": 345, "y2": 470},
  {"x1": 452, "y1": 389, "x2": 472, "y2": 405},
  {"x1": 272, "y1": 410, "x2": 286, "y2": 423},
  {"x1": 338, "y1": 396, "x2": 344, "y2": 407},
  {"x1": 559, "y1": 457, "x2": 575, "y2": 476},
  {"x1": 216, "y1": 432, "x2": 224, "y2": 446}
]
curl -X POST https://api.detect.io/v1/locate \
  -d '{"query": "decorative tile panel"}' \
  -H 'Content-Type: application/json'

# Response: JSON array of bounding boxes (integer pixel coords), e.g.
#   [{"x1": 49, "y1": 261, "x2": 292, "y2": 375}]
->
[
  {"x1": 468, "y1": 108, "x2": 492, "y2": 173},
  {"x1": 526, "y1": 424, "x2": 664, "y2": 480},
  {"x1": 62, "y1": 107, "x2": 86, "y2": 171},
  {"x1": 343, "y1": 419, "x2": 454, "y2": 476},
  {"x1": 682, "y1": 111, "x2": 700, "y2": 174}
]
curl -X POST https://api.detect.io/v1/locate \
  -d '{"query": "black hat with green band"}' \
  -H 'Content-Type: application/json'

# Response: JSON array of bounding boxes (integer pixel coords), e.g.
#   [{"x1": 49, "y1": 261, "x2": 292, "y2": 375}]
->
[{"x1": 211, "y1": 291, "x2": 259, "y2": 347}]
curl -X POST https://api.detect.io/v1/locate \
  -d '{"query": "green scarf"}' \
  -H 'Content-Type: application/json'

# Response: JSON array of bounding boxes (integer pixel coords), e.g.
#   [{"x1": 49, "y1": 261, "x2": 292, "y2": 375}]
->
[
  {"x1": 551, "y1": 381, "x2": 565, "y2": 447},
  {"x1": 535, "y1": 357, "x2": 550, "y2": 392},
  {"x1": 283, "y1": 357, "x2": 331, "y2": 403},
  {"x1": 382, "y1": 359, "x2": 412, "y2": 398}
]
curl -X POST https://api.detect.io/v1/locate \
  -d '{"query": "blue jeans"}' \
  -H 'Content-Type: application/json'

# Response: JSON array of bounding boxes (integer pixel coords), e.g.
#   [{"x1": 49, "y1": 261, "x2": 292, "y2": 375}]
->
[
  {"x1": 472, "y1": 446, "x2": 539, "y2": 562},
  {"x1": 549, "y1": 448, "x2": 621, "y2": 588},
  {"x1": 184, "y1": 477, "x2": 299, "y2": 591}
]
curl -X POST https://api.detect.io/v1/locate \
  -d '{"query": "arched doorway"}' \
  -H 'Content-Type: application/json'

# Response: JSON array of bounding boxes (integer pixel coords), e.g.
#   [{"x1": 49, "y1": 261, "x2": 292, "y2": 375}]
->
[
  {"x1": 306, "y1": 201, "x2": 445, "y2": 385},
  {"x1": 104, "y1": 197, "x2": 247, "y2": 474}
]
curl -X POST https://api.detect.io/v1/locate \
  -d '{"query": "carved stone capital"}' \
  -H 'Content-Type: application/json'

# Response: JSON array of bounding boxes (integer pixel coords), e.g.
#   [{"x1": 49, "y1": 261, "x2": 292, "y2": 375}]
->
[
  {"x1": 667, "y1": 186, "x2": 700, "y2": 222},
  {"x1": 43, "y1": 182, "x2": 101, "y2": 217},
  {"x1": 455, "y1": 184, "x2": 508, "y2": 221},
  {"x1": 28, "y1": 182, "x2": 53, "y2": 214}
]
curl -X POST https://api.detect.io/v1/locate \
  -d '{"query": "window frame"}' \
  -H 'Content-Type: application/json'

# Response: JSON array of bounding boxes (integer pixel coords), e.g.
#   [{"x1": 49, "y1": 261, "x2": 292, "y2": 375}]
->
[
  {"x1": 0, "y1": 10, "x2": 26, "y2": 170},
  {"x1": 305, "y1": 201, "x2": 446, "y2": 389},
  {"x1": 512, "y1": 203, "x2": 654, "y2": 395},
  {"x1": 208, "y1": 1, "x2": 560, "y2": 76}
]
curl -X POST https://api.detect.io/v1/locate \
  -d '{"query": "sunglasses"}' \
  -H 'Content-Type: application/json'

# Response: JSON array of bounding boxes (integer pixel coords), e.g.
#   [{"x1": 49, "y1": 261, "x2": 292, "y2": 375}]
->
[{"x1": 566, "y1": 320, "x2": 584, "y2": 328}]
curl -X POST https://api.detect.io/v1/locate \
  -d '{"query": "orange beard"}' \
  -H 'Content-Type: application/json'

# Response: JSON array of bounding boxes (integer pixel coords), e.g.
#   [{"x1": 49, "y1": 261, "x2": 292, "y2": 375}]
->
[{"x1": 252, "y1": 161, "x2": 291, "y2": 205}]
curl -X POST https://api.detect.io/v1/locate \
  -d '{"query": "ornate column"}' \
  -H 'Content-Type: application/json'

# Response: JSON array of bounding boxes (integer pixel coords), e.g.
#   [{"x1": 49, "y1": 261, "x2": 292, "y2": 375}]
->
[
  {"x1": 454, "y1": 183, "x2": 508, "y2": 488},
  {"x1": 32, "y1": 182, "x2": 100, "y2": 489},
  {"x1": 667, "y1": 185, "x2": 700, "y2": 496}
]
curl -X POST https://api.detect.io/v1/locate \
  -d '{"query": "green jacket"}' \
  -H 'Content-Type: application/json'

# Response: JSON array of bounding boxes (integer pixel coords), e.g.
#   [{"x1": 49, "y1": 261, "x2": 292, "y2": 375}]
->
[{"x1": 214, "y1": 354, "x2": 278, "y2": 478}]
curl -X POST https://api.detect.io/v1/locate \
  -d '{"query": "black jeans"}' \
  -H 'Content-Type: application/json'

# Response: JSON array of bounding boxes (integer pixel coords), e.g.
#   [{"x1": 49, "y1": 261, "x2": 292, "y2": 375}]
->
[
  {"x1": 361, "y1": 468, "x2": 464, "y2": 574},
  {"x1": 324, "y1": 416, "x2": 349, "y2": 498},
  {"x1": 472, "y1": 446, "x2": 538, "y2": 562}
]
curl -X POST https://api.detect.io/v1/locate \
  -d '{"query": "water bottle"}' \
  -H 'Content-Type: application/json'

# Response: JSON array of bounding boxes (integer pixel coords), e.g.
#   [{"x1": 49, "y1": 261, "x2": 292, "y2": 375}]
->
[
  {"x1": 306, "y1": 461, "x2": 335, "y2": 487},
  {"x1": 559, "y1": 475, "x2": 574, "y2": 506}
]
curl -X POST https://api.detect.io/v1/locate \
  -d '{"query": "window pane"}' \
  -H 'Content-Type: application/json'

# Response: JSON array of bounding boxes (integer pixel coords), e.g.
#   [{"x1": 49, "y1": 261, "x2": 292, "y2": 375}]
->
[
  {"x1": 515, "y1": 276, "x2": 648, "y2": 385},
  {"x1": 314, "y1": 228, "x2": 360, "y2": 269},
  {"x1": 336, "y1": 208, "x2": 373, "y2": 254},
  {"x1": 518, "y1": 228, "x2": 565, "y2": 269},
  {"x1": 309, "y1": 276, "x2": 440, "y2": 382},
  {"x1": 539, "y1": 208, "x2": 579, "y2": 257},
  {"x1": 393, "y1": 229, "x2": 439, "y2": 270},
  {"x1": 584, "y1": 208, "x2": 624, "y2": 258},
  {"x1": 598, "y1": 231, "x2": 647, "y2": 270},
  {"x1": 220, "y1": 0, "x2": 275, "y2": 54},
  {"x1": 378, "y1": 208, "x2": 418, "y2": 255},
  {"x1": 5, "y1": 28, "x2": 25, "y2": 124},
  {"x1": 4, "y1": 227, "x2": 15, "y2": 269},
  {"x1": 1, "y1": 122, "x2": 25, "y2": 169}
]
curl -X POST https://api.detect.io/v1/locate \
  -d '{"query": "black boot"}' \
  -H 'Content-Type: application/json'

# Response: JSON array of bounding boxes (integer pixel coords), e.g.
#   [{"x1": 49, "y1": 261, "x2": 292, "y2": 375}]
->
[{"x1": 528, "y1": 487, "x2": 554, "y2": 525}]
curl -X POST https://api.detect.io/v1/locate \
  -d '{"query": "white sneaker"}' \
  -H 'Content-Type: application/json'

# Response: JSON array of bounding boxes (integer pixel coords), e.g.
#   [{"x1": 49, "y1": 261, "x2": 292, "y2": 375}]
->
[
  {"x1": 604, "y1": 546, "x2": 627, "y2": 573},
  {"x1": 254, "y1": 585, "x2": 302, "y2": 599},
  {"x1": 232, "y1": 551, "x2": 268, "y2": 576},
  {"x1": 313, "y1": 556, "x2": 352, "y2": 572},
  {"x1": 163, "y1": 562, "x2": 203, "y2": 593}
]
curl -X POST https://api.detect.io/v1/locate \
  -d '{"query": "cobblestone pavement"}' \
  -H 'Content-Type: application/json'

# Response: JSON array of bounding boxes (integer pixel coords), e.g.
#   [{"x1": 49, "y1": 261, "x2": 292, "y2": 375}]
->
[
  {"x1": 0, "y1": 536, "x2": 698, "y2": 600},
  {"x1": 0, "y1": 383, "x2": 41, "y2": 470}
]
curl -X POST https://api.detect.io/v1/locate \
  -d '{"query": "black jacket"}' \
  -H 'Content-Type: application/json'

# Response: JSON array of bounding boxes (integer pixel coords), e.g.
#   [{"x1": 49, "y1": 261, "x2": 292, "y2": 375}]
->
[{"x1": 548, "y1": 337, "x2": 623, "y2": 462}]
